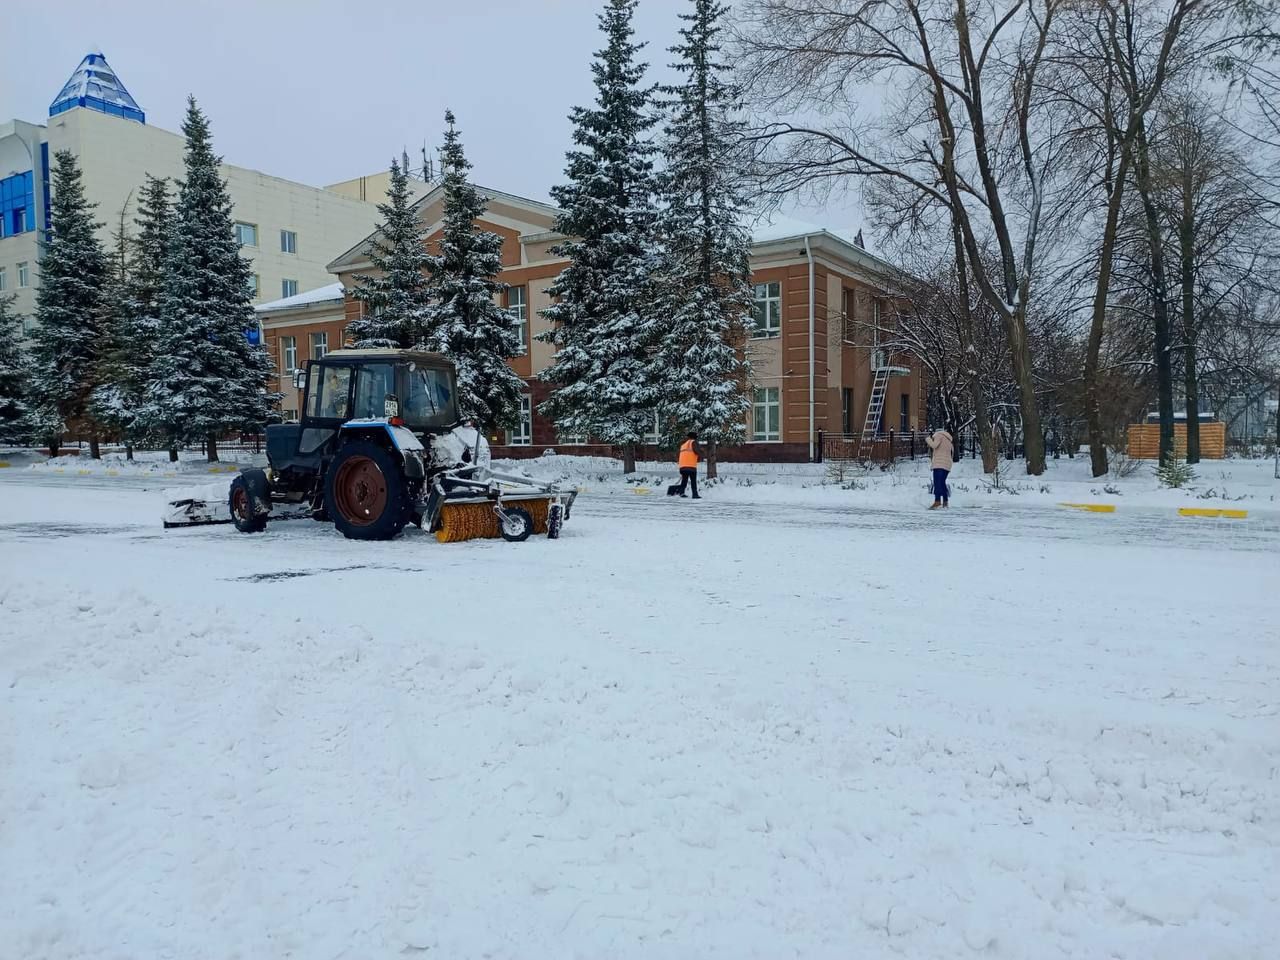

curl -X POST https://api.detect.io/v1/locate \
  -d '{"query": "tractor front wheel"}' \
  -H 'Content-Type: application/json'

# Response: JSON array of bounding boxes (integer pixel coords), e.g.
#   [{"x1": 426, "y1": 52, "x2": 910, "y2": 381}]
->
[
  {"x1": 324, "y1": 441, "x2": 408, "y2": 541},
  {"x1": 229, "y1": 475, "x2": 268, "y2": 534}
]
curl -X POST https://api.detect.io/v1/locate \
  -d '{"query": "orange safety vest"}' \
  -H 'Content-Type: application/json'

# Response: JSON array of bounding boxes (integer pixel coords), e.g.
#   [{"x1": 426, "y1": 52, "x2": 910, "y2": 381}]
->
[{"x1": 678, "y1": 440, "x2": 699, "y2": 469}]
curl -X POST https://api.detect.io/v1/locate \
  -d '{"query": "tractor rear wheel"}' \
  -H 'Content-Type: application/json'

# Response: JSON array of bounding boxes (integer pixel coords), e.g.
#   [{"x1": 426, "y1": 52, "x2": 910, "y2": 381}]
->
[{"x1": 324, "y1": 441, "x2": 408, "y2": 541}]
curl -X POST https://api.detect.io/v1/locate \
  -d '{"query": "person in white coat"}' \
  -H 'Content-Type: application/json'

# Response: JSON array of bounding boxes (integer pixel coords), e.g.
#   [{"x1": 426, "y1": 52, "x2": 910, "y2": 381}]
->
[{"x1": 925, "y1": 427, "x2": 954, "y2": 510}]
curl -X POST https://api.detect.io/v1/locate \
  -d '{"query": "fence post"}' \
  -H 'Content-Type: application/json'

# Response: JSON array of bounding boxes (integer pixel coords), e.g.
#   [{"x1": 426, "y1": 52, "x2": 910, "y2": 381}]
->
[
  {"x1": 888, "y1": 429, "x2": 895, "y2": 462},
  {"x1": 815, "y1": 430, "x2": 823, "y2": 464},
  {"x1": 910, "y1": 431, "x2": 916, "y2": 460}
]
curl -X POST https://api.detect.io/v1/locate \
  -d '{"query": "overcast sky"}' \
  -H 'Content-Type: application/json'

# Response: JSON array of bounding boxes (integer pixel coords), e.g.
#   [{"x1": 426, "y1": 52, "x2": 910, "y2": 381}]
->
[{"x1": 3, "y1": 0, "x2": 866, "y2": 231}]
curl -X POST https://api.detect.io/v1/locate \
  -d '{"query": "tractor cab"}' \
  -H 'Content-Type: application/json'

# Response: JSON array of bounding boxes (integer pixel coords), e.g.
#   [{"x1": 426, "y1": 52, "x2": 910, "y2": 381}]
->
[
  {"x1": 298, "y1": 348, "x2": 457, "y2": 434},
  {"x1": 268, "y1": 349, "x2": 459, "y2": 477}
]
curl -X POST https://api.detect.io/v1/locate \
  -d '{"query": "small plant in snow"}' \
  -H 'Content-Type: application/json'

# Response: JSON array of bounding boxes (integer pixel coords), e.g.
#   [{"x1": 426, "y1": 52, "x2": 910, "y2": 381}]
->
[
  {"x1": 843, "y1": 478, "x2": 868, "y2": 491},
  {"x1": 1107, "y1": 446, "x2": 1142, "y2": 479},
  {"x1": 1156, "y1": 457, "x2": 1196, "y2": 489}
]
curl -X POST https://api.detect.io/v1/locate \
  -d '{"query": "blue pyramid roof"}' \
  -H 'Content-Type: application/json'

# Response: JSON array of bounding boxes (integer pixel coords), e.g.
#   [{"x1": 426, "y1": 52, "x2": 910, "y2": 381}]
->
[{"x1": 49, "y1": 52, "x2": 145, "y2": 123}]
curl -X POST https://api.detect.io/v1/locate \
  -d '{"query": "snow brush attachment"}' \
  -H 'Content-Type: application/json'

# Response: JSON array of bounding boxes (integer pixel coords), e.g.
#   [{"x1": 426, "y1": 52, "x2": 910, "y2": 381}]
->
[{"x1": 435, "y1": 497, "x2": 550, "y2": 543}]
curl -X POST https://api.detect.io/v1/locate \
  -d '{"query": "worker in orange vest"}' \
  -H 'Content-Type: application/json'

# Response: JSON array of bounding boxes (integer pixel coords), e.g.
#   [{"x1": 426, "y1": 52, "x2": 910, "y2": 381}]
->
[{"x1": 666, "y1": 432, "x2": 703, "y2": 499}]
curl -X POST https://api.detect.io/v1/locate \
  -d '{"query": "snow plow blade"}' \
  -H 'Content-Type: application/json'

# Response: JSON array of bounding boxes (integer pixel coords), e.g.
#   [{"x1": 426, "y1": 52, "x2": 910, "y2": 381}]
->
[{"x1": 162, "y1": 497, "x2": 231, "y2": 528}]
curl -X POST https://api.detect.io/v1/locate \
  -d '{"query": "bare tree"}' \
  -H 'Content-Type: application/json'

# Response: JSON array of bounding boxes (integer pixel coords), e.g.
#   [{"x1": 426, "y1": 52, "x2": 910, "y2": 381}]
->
[
  {"x1": 873, "y1": 241, "x2": 1004, "y2": 470},
  {"x1": 1053, "y1": 0, "x2": 1273, "y2": 474},
  {"x1": 1151, "y1": 93, "x2": 1278, "y2": 460},
  {"x1": 734, "y1": 0, "x2": 1077, "y2": 475}
]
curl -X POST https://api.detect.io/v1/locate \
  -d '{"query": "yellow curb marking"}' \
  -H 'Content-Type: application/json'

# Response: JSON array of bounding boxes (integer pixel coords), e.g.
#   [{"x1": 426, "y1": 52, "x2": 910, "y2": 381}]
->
[
  {"x1": 0, "y1": 461, "x2": 9, "y2": 468},
  {"x1": 633, "y1": 487, "x2": 651, "y2": 495},
  {"x1": 1059, "y1": 503, "x2": 1116, "y2": 513},
  {"x1": 1178, "y1": 507, "x2": 1247, "y2": 520}
]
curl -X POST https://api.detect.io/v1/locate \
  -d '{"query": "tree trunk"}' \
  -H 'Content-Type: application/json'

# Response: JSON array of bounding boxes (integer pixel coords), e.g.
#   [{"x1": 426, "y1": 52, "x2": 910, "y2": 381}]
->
[
  {"x1": 622, "y1": 443, "x2": 635, "y2": 474},
  {"x1": 89, "y1": 436, "x2": 101, "y2": 460},
  {"x1": 949, "y1": 215, "x2": 998, "y2": 474},
  {"x1": 125, "y1": 442, "x2": 134, "y2": 462},
  {"x1": 206, "y1": 434, "x2": 219, "y2": 462},
  {"x1": 168, "y1": 446, "x2": 179, "y2": 463},
  {"x1": 1084, "y1": 147, "x2": 1134, "y2": 477},
  {"x1": 705, "y1": 441, "x2": 718, "y2": 480},
  {"x1": 1134, "y1": 121, "x2": 1176, "y2": 466},
  {"x1": 1008, "y1": 303, "x2": 1045, "y2": 475},
  {"x1": 1179, "y1": 166, "x2": 1200, "y2": 464},
  {"x1": 48, "y1": 438, "x2": 61, "y2": 459}
]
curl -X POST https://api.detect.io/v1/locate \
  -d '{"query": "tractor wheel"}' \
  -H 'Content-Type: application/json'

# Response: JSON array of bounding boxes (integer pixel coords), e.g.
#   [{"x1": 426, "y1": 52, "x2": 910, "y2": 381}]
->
[
  {"x1": 546, "y1": 503, "x2": 563, "y2": 540},
  {"x1": 229, "y1": 475, "x2": 267, "y2": 534},
  {"x1": 498, "y1": 506, "x2": 533, "y2": 542},
  {"x1": 324, "y1": 441, "x2": 408, "y2": 541}
]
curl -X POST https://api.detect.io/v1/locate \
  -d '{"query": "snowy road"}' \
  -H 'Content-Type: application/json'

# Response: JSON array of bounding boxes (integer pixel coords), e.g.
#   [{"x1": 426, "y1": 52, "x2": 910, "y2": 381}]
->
[{"x1": 1, "y1": 473, "x2": 1277, "y2": 958}]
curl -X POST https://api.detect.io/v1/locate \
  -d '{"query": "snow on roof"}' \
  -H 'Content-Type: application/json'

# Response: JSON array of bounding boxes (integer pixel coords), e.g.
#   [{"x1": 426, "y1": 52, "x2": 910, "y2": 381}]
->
[
  {"x1": 254, "y1": 282, "x2": 344, "y2": 313},
  {"x1": 49, "y1": 52, "x2": 145, "y2": 123},
  {"x1": 746, "y1": 214, "x2": 900, "y2": 274}
]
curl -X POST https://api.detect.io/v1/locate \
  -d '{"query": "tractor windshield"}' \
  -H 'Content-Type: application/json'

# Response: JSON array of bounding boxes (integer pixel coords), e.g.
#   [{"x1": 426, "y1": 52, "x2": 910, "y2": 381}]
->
[{"x1": 405, "y1": 367, "x2": 456, "y2": 425}]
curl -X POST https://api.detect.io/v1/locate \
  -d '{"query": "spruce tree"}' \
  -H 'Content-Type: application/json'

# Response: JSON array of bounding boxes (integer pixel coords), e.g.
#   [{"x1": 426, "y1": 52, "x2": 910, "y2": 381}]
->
[
  {"x1": 30, "y1": 150, "x2": 108, "y2": 457},
  {"x1": 347, "y1": 158, "x2": 432, "y2": 349},
  {"x1": 91, "y1": 177, "x2": 170, "y2": 458},
  {"x1": 141, "y1": 98, "x2": 276, "y2": 461},
  {"x1": 425, "y1": 110, "x2": 526, "y2": 431},
  {"x1": 539, "y1": 0, "x2": 661, "y2": 472},
  {"x1": 0, "y1": 297, "x2": 48, "y2": 446},
  {"x1": 653, "y1": 0, "x2": 753, "y2": 477}
]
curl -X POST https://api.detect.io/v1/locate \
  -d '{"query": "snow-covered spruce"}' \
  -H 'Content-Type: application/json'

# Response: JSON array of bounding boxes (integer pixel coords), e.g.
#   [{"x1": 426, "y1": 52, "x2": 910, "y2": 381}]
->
[
  {"x1": 424, "y1": 110, "x2": 525, "y2": 433},
  {"x1": 139, "y1": 98, "x2": 277, "y2": 460},
  {"x1": 346, "y1": 158, "x2": 432, "y2": 350},
  {"x1": 29, "y1": 150, "x2": 109, "y2": 456},
  {"x1": 89, "y1": 175, "x2": 171, "y2": 457},
  {"x1": 652, "y1": 0, "x2": 754, "y2": 462},
  {"x1": 539, "y1": 0, "x2": 662, "y2": 468},
  {"x1": 0, "y1": 295, "x2": 53, "y2": 446}
]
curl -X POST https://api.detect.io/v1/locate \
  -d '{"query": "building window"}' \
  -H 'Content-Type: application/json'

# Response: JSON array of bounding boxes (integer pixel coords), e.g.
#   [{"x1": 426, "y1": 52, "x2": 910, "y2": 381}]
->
[
  {"x1": 0, "y1": 266, "x2": 5, "y2": 292},
  {"x1": 752, "y1": 386, "x2": 780, "y2": 441},
  {"x1": 842, "y1": 387, "x2": 853, "y2": 433},
  {"x1": 507, "y1": 285, "x2": 528, "y2": 355},
  {"x1": 248, "y1": 274, "x2": 259, "y2": 297},
  {"x1": 509, "y1": 395, "x2": 532, "y2": 445},
  {"x1": 751, "y1": 282, "x2": 781, "y2": 338},
  {"x1": 281, "y1": 335, "x2": 297, "y2": 373},
  {"x1": 644, "y1": 410, "x2": 661, "y2": 444},
  {"x1": 310, "y1": 331, "x2": 328, "y2": 360},
  {"x1": 282, "y1": 408, "x2": 298, "y2": 422},
  {"x1": 842, "y1": 288, "x2": 857, "y2": 344},
  {"x1": 17, "y1": 262, "x2": 29, "y2": 288},
  {"x1": 900, "y1": 393, "x2": 910, "y2": 433},
  {"x1": 280, "y1": 230, "x2": 297, "y2": 254},
  {"x1": 281, "y1": 279, "x2": 298, "y2": 298},
  {"x1": 0, "y1": 170, "x2": 35, "y2": 238},
  {"x1": 235, "y1": 222, "x2": 258, "y2": 247}
]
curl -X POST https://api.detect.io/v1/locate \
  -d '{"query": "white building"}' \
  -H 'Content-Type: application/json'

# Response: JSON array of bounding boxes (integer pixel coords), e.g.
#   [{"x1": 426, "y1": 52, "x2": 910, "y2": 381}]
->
[{"x1": 0, "y1": 51, "x2": 388, "y2": 323}]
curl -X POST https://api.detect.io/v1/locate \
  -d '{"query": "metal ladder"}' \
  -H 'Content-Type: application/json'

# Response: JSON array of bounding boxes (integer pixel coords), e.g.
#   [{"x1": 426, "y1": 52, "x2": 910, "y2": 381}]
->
[{"x1": 857, "y1": 367, "x2": 891, "y2": 458}]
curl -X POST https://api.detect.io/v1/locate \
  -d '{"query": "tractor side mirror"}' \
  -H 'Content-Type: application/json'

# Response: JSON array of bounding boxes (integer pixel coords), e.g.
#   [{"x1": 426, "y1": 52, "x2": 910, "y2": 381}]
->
[{"x1": 293, "y1": 369, "x2": 306, "y2": 390}]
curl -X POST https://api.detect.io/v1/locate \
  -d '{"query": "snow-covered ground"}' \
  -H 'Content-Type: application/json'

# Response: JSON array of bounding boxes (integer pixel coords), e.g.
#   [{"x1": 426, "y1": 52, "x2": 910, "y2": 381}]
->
[{"x1": 1, "y1": 459, "x2": 1277, "y2": 958}]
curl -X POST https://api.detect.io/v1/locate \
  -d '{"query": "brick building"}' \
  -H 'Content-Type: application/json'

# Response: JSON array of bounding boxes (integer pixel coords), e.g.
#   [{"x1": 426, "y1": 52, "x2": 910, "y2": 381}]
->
[{"x1": 256, "y1": 185, "x2": 922, "y2": 461}]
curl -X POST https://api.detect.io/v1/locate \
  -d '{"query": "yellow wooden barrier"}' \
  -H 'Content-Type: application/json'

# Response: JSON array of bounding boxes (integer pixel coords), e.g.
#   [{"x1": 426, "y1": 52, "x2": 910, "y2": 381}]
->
[
  {"x1": 1178, "y1": 507, "x2": 1247, "y2": 520},
  {"x1": 1060, "y1": 503, "x2": 1117, "y2": 513},
  {"x1": 633, "y1": 487, "x2": 651, "y2": 495}
]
